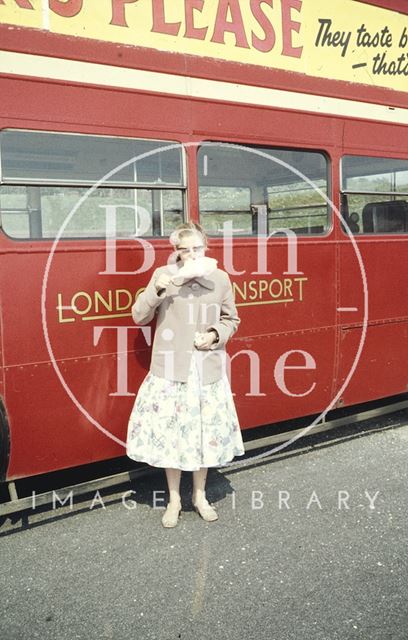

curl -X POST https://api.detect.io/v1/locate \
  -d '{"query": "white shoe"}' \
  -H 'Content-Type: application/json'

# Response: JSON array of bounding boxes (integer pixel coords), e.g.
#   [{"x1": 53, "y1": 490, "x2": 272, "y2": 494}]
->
[
  {"x1": 193, "y1": 501, "x2": 218, "y2": 522},
  {"x1": 161, "y1": 504, "x2": 181, "y2": 528}
]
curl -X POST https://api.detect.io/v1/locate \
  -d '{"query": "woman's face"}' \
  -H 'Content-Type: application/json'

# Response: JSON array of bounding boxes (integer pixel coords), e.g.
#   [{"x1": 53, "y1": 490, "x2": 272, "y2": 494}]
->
[{"x1": 176, "y1": 232, "x2": 207, "y2": 264}]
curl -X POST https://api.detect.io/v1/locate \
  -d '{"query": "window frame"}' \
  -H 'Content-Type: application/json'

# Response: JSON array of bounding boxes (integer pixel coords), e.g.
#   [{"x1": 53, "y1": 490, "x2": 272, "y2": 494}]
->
[
  {"x1": 340, "y1": 154, "x2": 408, "y2": 237},
  {"x1": 196, "y1": 141, "x2": 332, "y2": 239},
  {"x1": 0, "y1": 129, "x2": 187, "y2": 241}
]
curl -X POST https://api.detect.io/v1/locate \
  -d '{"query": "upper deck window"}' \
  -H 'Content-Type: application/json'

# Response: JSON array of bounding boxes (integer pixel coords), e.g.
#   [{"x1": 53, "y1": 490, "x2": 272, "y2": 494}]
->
[
  {"x1": 197, "y1": 143, "x2": 329, "y2": 237},
  {"x1": 341, "y1": 156, "x2": 408, "y2": 235},
  {"x1": 0, "y1": 130, "x2": 185, "y2": 240},
  {"x1": 1, "y1": 130, "x2": 184, "y2": 186}
]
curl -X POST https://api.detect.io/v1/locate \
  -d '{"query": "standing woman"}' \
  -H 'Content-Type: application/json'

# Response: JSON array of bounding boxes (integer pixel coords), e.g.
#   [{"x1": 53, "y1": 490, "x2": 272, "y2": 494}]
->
[{"x1": 126, "y1": 222, "x2": 245, "y2": 527}]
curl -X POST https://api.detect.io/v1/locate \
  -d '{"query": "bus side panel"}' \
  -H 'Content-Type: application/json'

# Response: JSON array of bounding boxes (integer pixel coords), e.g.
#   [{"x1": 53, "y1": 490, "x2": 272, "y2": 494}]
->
[
  {"x1": 4, "y1": 356, "x2": 126, "y2": 482},
  {"x1": 233, "y1": 328, "x2": 337, "y2": 428},
  {"x1": 337, "y1": 323, "x2": 408, "y2": 404},
  {"x1": 0, "y1": 283, "x2": 10, "y2": 482},
  {"x1": 337, "y1": 240, "x2": 408, "y2": 405}
]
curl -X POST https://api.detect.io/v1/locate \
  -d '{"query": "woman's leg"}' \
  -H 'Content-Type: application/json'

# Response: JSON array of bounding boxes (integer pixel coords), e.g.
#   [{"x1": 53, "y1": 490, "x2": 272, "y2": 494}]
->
[
  {"x1": 192, "y1": 467, "x2": 208, "y2": 505},
  {"x1": 165, "y1": 468, "x2": 182, "y2": 505},
  {"x1": 162, "y1": 468, "x2": 182, "y2": 528},
  {"x1": 192, "y1": 467, "x2": 218, "y2": 521}
]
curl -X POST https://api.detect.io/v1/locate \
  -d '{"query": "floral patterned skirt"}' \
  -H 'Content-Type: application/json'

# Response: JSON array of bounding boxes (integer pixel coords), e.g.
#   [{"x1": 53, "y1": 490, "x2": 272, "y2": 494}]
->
[{"x1": 126, "y1": 351, "x2": 245, "y2": 471}]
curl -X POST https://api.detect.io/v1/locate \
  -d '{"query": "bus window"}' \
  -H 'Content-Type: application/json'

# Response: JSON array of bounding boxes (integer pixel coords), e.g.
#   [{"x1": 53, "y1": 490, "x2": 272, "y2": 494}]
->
[
  {"x1": 0, "y1": 130, "x2": 185, "y2": 240},
  {"x1": 198, "y1": 186, "x2": 251, "y2": 236},
  {"x1": 341, "y1": 156, "x2": 408, "y2": 235},
  {"x1": 197, "y1": 143, "x2": 329, "y2": 236}
]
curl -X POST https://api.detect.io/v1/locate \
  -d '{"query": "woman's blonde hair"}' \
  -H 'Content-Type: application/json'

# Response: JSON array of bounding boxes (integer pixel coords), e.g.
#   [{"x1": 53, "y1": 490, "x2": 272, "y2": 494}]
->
[{"x1": 169, "y1": 222, "x2": 208, "y2": 249}]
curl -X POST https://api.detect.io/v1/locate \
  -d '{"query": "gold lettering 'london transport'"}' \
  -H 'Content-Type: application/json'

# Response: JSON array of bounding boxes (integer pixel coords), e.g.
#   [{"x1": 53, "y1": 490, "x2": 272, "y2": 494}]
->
[{"x1": 56, "y1": 277, "x2": 308, "y2": 323}]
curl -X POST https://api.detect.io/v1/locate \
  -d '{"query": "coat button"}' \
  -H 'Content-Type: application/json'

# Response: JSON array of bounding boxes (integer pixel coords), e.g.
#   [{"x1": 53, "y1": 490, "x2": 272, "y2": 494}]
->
[{"x1": 191, "y1": 283, "x2": 199, "y2": 290}]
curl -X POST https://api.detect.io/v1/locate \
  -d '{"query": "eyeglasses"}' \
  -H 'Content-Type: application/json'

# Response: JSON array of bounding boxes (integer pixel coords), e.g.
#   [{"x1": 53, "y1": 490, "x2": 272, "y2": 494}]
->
[{"x1": 177, "y1": 245, "x2": 206, "y2": 256}]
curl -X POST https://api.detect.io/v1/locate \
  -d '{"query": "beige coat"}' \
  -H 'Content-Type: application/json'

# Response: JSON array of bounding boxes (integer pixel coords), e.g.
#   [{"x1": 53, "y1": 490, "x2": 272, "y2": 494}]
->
[{"x1": 132, "y1": 264, "x2": 240, "y2": 384}]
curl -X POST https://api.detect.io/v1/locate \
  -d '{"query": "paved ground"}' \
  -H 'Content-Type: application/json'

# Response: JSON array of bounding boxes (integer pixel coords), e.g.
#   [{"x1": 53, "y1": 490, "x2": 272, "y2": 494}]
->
[{"x1": 0, "y1": 410, "x2": 407, "y2": 640}]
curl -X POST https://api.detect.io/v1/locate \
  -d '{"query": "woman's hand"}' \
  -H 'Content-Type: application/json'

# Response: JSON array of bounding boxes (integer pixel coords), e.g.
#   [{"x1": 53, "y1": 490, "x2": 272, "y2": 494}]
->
[
  {"x1": 194, "y1": 331, "x2": 218, "y2": 350},
  {"x1": 154, "y1": 273, "x2": 172, "y2": 294}
]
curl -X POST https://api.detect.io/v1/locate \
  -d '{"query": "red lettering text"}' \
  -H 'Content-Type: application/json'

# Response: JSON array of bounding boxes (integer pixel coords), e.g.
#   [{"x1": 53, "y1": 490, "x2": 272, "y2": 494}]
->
[
  {"x1": 250, "y1": 0, "x2": 276, "y2": 53},
  {"x1": 281, "y1": 0, "x2": 303, "y2": 58},
  {"x1": 211, "y1": 0, "x2": 249, "y2": 49},
  {"x1": 151, "y1": 0, "x2": 181, "y2": 36},
  {"x1": 110, "y1": 0, "x2": 138, "y2": 27},
  {"x1": 184, "y1": 0, "x2": 207, "y2": 41},
  {"x1": 0, "y1": 0, "x2": 34, "y2": 8},
  {"x1": 49, "y1": 0, "x2": 83, "y2": 17}
]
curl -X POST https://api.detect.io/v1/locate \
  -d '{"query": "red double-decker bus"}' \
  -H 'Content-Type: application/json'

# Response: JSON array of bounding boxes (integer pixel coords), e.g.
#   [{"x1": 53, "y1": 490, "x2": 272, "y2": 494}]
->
[{"x1": 0, "y1": 0, "x2": 407, "y2": 496}]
